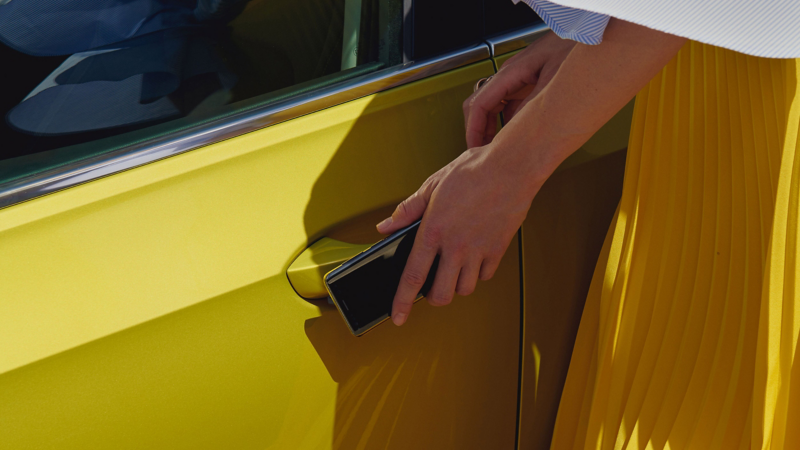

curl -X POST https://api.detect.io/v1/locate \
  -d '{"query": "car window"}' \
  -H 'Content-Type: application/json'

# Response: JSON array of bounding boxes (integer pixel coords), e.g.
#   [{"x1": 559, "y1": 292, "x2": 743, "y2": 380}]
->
[
  {"x1": 410, "y1": 0, "x2": 483, "y2": 61},
  {"x1": 409, "y1": 0, "x2": 542, "y2": 63},
  {"x1": 0, "y1": 0, "x2": 403, "y2": 167},
  {"x1": 484, "y1": 0, "x2": 542, "y2": 38}
]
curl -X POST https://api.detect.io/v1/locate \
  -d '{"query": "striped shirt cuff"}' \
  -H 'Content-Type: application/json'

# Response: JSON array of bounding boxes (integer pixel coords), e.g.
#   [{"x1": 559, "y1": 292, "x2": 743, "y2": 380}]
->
[{"x1": 514, "y1": 0, "x2": 610, "y2": 45}]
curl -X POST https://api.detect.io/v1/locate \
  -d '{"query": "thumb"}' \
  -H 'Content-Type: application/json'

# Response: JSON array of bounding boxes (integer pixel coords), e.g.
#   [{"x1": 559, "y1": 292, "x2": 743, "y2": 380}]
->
[{"x1": 377, "y1": 183, "x2": 434, "y2": 234}]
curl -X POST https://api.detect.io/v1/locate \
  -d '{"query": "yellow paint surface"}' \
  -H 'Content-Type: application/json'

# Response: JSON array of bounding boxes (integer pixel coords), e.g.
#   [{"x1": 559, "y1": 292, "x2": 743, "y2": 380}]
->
[{"x1": 0, "y1": 61, "x2": 521, "y2": 449}]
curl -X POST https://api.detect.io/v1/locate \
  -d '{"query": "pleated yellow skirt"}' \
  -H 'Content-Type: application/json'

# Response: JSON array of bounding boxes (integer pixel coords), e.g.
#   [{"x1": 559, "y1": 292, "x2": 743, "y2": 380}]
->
[{"x1": 550, "y1": 41, "x2": 800, "y2": 450}]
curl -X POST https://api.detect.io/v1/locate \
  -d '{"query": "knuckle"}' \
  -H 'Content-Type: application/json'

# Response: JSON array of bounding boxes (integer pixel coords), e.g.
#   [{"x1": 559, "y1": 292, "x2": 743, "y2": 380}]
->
[
  {"x1": 448, "y1": 243, "x2": 468, "y2": 261},
  {"x1": 468, "y1": 95, "x2": 479, "y2": 110},
  {"x1": 402, "y1": 268, "x2": 427, "y2": 287},
  {"x1": 479, "y1": 269, "x2": 496, "y2": 281},
  {"x1": 429, "y1": 293, "x2": 453, "y2": 306},
  {"x1": 456, "y1": 285, "x2": 475, "y2": 296},
  {"x1": 490, "y1": 244, "x2": 507, "y2": 259},
  {"x1": 463, "y1": 97, "x2": 473, "y2": 111},
  {"x1": 419, "y1": 176, "x2": 439, "y2": 199},
  {"x1": 422, "y1": 175, "x2": 438, "y2": 191},
  {"x1": 395, "y1": 200, "x2": 411, "y2": 218},
  {"x1": 420, "y1": 227, "x2": 442, "y2": 249}
]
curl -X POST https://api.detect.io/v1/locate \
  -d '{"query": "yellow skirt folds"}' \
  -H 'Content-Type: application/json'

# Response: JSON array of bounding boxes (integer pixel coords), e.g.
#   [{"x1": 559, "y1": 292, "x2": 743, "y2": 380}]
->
[{"x1": 551, "y1": 41, "x2": 800, "y2": 450}]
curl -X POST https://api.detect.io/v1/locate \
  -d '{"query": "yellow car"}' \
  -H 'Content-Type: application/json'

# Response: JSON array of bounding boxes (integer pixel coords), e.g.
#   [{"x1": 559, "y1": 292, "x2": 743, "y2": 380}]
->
[{"x1": 0, "y1": 0, "x2": 631, "y2": 448}]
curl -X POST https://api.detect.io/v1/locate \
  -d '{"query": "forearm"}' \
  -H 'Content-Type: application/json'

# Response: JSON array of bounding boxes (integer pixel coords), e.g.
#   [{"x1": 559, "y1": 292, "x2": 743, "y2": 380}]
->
[{"x1": 493, "y1": 19, "x2": 687, "y2": 192}]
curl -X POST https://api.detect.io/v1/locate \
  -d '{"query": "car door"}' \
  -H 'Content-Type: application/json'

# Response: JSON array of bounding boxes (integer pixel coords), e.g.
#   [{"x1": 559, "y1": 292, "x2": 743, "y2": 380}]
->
[
  {"x1": 483, "y1": 20, "x2": 632, "y2": 450},
  {"x1": 0, "y1": 0, "x2": 522, "y2": 449}
]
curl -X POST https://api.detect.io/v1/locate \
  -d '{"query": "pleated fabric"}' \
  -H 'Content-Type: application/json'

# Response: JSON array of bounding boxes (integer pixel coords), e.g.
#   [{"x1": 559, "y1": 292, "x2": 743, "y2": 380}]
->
[{"x1": 550, "y1": 41, "x2": 800, "y2": 450}]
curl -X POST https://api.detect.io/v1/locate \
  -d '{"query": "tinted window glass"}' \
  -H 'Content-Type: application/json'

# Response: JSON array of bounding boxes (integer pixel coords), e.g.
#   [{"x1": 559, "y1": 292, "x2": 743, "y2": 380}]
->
[
  {"x1": 409, "y1": 0, "x2": 543, "y2": 62},
  {"x1": 0, "y1": 0, "x2": 402, "y2": 164},
  {"x1": 410, "y1": 0, "x2": 483, "y2": 61},
  {"x1": 484, "y1": 0, "x2": 542, "y2": 37}
]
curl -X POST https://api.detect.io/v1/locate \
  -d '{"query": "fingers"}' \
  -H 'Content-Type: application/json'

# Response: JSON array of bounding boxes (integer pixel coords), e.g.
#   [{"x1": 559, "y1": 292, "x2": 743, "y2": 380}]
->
[
  {"x1": 463, "y1": 35, "x2": 570, "y2": 146},
  {"x1": 464, "y1": 68, "x2": 532, "y2": 148},
  {"x1": 377, "y1": 179, "x2": 437, "y2": 235},
  {"x1": 392, "y1": 228, "x2": 438, "y2": 326},
  {"x1": 455, "y1": 259, "x2": 481, "y2": 296},
  {"x1": 483, "y1": 114, "x2": 499, "y2": 147},
  {"x1": 463, "y1": 91, "x2": 477, "y2": 132},
  {"x1": 427, "y1": 256, "x2": 461, "y2": 307},
  {"x1": 464, "y1": 92, "x2": 508, "y2": 148},
  {"x1": 479, "y1": 256, "x2": 502, "y2": 281}
]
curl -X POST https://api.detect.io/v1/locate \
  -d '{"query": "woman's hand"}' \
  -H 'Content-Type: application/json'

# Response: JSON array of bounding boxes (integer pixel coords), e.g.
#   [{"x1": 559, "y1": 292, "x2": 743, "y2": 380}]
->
[
  {"x1": 376, "y1": 142, "x2": 543, "y2": 326},
  {"x1": 379, "y1": 19, "x2": 687, "y2": 327},
  {"x1": 463, "y1": 31, "x2": 576, "y2": 148}
]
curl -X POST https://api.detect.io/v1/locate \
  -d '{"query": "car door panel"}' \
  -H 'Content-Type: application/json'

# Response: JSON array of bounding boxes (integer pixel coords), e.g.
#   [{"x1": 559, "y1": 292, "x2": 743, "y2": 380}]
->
[
  {"x1": 491, "y1": 48, "x2": 630, "y2": 449},
  {"x1": 0, "y1": 60, "x2": 522, "y2": 449}
]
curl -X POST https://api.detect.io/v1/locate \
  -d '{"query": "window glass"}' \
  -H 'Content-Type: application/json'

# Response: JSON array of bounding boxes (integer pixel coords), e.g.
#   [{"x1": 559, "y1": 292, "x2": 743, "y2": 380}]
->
[
  {"x1": 409, "y1": 0, "x2": 542, "y2": 63},
  {"x1": 0, "y1": 0, "x2": 402, "y2": 166},
  {"x1": 483, "y1": 0, "x2": 542, "y2": 38},
  {"x1": 411, "y1": 0, "x2": 483, "y2": 61}
]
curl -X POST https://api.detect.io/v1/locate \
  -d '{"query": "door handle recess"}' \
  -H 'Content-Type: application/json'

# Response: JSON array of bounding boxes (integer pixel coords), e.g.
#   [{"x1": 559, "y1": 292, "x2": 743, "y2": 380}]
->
[{"x1": 287, "y1": 238, "x2": 371, "y2": 299}]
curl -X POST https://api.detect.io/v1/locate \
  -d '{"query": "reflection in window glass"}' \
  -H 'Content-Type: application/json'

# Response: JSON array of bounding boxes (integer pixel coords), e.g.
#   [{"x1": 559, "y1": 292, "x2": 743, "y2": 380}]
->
[{"x1": 0, "y1": 0, "x2": 402, "y2": 164}]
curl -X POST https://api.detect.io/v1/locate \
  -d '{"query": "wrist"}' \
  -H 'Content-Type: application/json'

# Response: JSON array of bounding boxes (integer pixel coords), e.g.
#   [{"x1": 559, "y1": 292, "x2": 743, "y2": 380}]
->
[
  {"x1": 485, "y1": 138, "x2": 557, "y2": 202},
  {"x1": 489, "y1": 126, "x2": 576, "y2": 198},
  {"x1": 495, "y1": 92, "x2": 597, "y2": 187}
]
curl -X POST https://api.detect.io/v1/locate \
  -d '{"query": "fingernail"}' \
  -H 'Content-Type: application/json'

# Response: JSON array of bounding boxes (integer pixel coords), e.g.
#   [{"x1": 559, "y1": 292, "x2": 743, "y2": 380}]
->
[
  {"x1": 377, "y1": 217, "x2": 393, "y2": 231},
  {"x1": 392, "y1": 312, "x2": 406, "y2": 326}
]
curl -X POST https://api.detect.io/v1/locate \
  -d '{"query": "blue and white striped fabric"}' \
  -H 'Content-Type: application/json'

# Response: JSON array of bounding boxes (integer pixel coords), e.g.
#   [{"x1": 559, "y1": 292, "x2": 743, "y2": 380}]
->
[
  {"x1": 513, "y1": 0, "x2": 608, "y2": 45},
  {"x1": 514, "y1": 0, "x2": 800, "y2": 59}
]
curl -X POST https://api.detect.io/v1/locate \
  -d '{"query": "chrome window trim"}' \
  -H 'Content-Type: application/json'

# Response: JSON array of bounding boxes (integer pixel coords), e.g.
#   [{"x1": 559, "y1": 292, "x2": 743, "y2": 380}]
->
[
  {"x1": 0, "y1": 44, "x2": 490, "y2": 209},
  {"x1": 486, "y1": 23, "x2": 549, "y2": 57}
]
